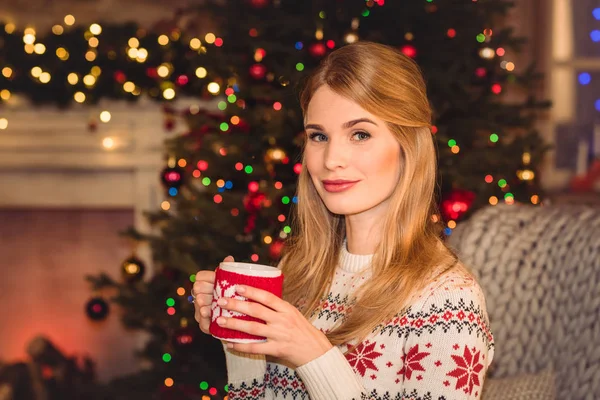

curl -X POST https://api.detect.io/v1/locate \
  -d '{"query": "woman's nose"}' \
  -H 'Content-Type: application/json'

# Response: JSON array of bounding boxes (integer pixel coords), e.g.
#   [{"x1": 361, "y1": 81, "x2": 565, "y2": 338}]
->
[{"x1": 323, "y1": 141, "x2": 349, "y2": 170}]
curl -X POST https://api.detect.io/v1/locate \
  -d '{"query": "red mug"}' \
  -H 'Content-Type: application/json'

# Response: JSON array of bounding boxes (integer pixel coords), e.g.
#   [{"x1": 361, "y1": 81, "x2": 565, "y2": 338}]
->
[{"x1": 210, "y1": 261, "x2": 284, "y2": 343}]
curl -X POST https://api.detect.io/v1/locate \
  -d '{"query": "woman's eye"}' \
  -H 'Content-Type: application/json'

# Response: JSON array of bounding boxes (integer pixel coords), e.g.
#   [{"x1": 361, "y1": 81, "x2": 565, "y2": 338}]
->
[
  {"x1": 308, "y1": 132, "x2": 327, "y2": 142},
  {"x1": 352, "y1": 131, "x2": 371, "y2": 141}
]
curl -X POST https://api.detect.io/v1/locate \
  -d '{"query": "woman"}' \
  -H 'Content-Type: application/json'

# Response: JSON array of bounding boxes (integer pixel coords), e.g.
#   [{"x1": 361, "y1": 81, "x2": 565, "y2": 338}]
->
[{"x1": 193, "y1": 41, "x2": 494, "y2": 399}]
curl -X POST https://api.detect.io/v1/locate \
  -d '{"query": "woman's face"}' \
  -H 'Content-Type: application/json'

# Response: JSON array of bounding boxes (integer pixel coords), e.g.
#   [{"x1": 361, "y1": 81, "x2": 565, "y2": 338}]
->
[{"x1": 304, "y1": 85, "x2": 402, "y2": 218}]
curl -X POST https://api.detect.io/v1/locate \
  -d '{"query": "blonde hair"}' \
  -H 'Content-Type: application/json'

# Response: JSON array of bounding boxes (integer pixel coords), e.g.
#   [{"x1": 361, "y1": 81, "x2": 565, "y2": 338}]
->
[{"x1": 280, "y1": 41, "x2": 459, "y2": 352}]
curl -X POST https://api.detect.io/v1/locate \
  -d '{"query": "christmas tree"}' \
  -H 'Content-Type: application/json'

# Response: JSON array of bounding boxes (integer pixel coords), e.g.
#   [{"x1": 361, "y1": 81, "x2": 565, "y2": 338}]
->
[{"x1": 1, "y1": 0, "x2": 549, "y2": 398}]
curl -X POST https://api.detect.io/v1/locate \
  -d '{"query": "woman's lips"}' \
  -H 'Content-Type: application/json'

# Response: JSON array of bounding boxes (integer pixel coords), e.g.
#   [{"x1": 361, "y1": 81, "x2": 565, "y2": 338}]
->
[{"x1": 322, "y1": 180, "x2": 359, "y2": 193}]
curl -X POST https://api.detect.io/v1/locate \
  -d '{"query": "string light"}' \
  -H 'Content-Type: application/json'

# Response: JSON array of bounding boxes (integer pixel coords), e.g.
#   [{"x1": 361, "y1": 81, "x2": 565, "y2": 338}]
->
[
  {"x1": 64, "y1": 15, "x2": 75, "y2": 26},
  {"x1": 100, "y1": 111, "x2": 111, "y2": 123}
]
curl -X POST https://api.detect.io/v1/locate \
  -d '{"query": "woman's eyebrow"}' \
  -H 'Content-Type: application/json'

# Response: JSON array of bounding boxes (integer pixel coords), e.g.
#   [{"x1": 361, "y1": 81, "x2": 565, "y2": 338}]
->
[{"x1": 304, "y1": 118, "x2": 378, "y2": 131}]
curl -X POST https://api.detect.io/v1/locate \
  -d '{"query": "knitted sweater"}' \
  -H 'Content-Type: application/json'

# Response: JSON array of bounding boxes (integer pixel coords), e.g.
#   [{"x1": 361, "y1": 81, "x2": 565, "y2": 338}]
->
[{"x1": 223, "y1": 245, "x2": 495, "y2": 400}]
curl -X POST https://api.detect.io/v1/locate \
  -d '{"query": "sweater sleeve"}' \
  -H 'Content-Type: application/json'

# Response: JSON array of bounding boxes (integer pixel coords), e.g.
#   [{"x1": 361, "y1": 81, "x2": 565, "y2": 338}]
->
[
  {"x1": 295, "y1": 346, "x2": 365, "y2": 399},
  {"x1": 223, "y1": 344, "x2": 271, "y2": 399}
]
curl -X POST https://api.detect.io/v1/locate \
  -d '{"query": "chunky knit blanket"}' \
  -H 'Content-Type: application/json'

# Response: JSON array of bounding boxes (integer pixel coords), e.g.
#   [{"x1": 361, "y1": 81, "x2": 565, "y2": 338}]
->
[{"x1": 447, "y1": 203, "x2": 600, "y2": 400}]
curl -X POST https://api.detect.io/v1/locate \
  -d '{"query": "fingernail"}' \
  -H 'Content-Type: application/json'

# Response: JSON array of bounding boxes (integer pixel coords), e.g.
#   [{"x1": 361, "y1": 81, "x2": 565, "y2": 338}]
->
[
  {"x1": 226, "y1": 343, "x2": 234, "y2": 349},
  {"x1": 217, "y1": 317, "x2": 226, "y2": 325},
  {"x1": 236, "y1": 286, "x2": 245, "y2": 293},
  {"x1": 217, "y1": 298, "x2": 227, "y2": 306}
]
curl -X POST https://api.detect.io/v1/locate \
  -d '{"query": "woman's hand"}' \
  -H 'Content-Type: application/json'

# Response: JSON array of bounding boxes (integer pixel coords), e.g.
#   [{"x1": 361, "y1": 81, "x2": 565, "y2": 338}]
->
[
  {"x1": 193, "y1": 256, "x2": 234, "y2": 334},
  {"x1": 215, "y1": 284, "x2": 334, "y2": 368}
]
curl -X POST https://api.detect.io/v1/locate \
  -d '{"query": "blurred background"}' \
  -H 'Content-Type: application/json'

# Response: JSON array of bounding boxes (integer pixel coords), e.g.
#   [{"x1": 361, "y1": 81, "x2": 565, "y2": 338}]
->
[{"x1": 0, "y1": 0, "x2": 598, "y2": 399}]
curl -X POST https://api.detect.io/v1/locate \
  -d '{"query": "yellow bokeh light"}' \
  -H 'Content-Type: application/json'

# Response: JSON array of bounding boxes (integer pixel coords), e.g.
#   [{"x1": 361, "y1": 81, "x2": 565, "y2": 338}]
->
[
  {"x1": 100, "y1": 111, "x2": 111, "y2": 123},
  {"x1": 505, "y1": 196, "x2": 515, "y2": 205},
  {"x1": 128, "y1": 37, "x2": 140, "y2": 48},
  {"x1": 123, "y1": 81, "x2": 135, "y2": 93},
  {"x1": 207, "y1": 82, "x2": 220, "y2": 94},
  {"x1": 24, "y1": 44, "x2": 35, "y2": 54},
  {"x1": 506, "y1": 62, "x2": 515, "y2": 72},
  {"x1": 315, "y1": 28, "x2": 324, "y2": 40},
  {"x1": 451, "y1": 145, "x2": 460, "y2": 154},
  {"x1": 164, "y1": 378, "x2": 174, "y2": 387},
  {"x1": 517, "y1": 169, "x2": 535, "y2": 181},
  {"x1": 345, "y1": 32, "x2": 359, "y2": 44},
  {"x1": 64, "y1": 15, "x2": 75, "y2": 26},
  {"x1": 161, "y1": 201, "x2": 171, "y2": 211},
  {"x1": 23, "y1": 33, "x2": 35, "y2": 44},
  {"x1": 127, "y1": 48, "x2": 138, "y2": 59},
  {"x1": 158, "y1": 35, "x2": 169, "y2": 45},
  {"x1": 189, "y1": 38, "x2": 201, "y2": 50},
  {"x1": 91, "y1": 66, "x2": 102, "y2": 76},
  {"x1": 204, "y1": 33, "x2": 216, "y2": 44},
  {"x1": 102, "y1": 137, "x2": 114, "y2": 149},
  {"x1": 447, "y1": 220, "x2": 457, "y2": 229},
  {"x1": 163, "y1": 88, "x2": 176, "y2": 100},
  {"x1": 85, "y1": 50, "x2": 97, "y2": 61},
  {"x1": 83, "y1": 74, "x2": 96, "y2": 86},
  {"x1": 67, "y1": 73, "x2": 79, "y2": 85},
  {"x1": 231, "y1": 116, "x2": 240, "y2": 125},
  {"x1": 4, "y1": 23, "x2": 15, "y2": 34},
  {"x1": 489, "y1": 196, "x2": 498, "y2": 206},
  {"x1": 39, "y1": 72, "x2": 51, "y2": 83},
  {"x1": 0, "y1": 90, "x2": 11, "y2": 101},
  {"x1": 177, "y1": 159, "x2": 187, "y2": 168},
  {"x1": 34, "y1": 43, "x2": 46, "y2": 54},
  {"x1": 74, "y1": 92, "x2": 86, "y2": 103},
  {"x1": 195, "y1": 67, "x2": 207, "y2": 78},
  {"x1": 177, "y1": 287, "x2": 185, "y2": 296},
  {"x1": 52, "y1": 25, "x2": 64, "y2": 35},
  {"x1": 0, "y1": 118, "x2": 8, "y2": 130},
  {"x1": 24, "y1": 27, "x2": 35, "y2": 35},
  {"x1": 56, "y1": 47, "x2": 69, "y2": 60},
  {"x1": 157, "y1": 65, "x2": 170, "y2": 78},
  {"x1": 31, "y1": 66, "x2": 42, "y2": 78},
  {"x1": 2, "y1": 67, "x2": 13, "y2": 78},
  {"x1": 90, "y1": 23, "x2": 102, "y2": 35},
  {"x1": 264, "y1": 236, "x2": 273, "y2": 244},
  {"x1": 88, "y1": 37, "x2": 99, "y2": 48},
  {"x1": 136, "y1": 49, "x2": 148, "y2": 63}
]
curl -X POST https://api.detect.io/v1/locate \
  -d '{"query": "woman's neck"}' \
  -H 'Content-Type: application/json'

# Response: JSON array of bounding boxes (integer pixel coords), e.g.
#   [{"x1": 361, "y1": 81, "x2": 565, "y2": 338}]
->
[{"x1": 344, "y1": 213, "x2": 383, "y2": 255}]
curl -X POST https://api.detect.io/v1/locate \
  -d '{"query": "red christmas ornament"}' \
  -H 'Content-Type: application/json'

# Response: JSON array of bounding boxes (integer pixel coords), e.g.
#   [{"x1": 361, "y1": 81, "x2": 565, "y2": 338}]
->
[
  {"x1": 146, "y1": 67, "x2": 158, "y2": 78},
  {"x1": 249, "y1": 0, "x2": 269, "y2": 8},
  {"x1": 249, "y1": 63, "x2": 267, "y2": 80},
  {"x1": 309, "y1": 42, "x2": 327, "y2": 58},
  {"x1": 269, "y1": 240, "x2": 285, "y2": 260},
  {"x1": 243, "y1": 192, "x2": 267, "y2": 213},
  {"x1": 400, "y1": 45, "x2": 417, "y2": 58},
  {"x1": 161, "y1": 165, "x2": 185, "y2": 189},
  {"x1": 164, "y1": 115, "x2": 176, "y2": 131},
  {"x1": 113, "y1": 71, "x2": 127, "y2": 84},
  {"x1": 440, "y1": 189, "x2": 476, "y2": 221}
]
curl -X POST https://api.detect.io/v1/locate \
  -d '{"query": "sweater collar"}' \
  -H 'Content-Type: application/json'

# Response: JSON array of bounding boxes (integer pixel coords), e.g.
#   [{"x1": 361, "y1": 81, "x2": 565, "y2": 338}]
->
[{"x1": 339, "y1": 239, "x2": 374, "y2": 273}]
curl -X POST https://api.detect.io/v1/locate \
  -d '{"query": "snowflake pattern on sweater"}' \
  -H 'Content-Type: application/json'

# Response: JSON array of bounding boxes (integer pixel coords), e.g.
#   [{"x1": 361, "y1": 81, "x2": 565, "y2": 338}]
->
[{"x1": 224, "y1": 248, "x2": 494, "y2": 400}]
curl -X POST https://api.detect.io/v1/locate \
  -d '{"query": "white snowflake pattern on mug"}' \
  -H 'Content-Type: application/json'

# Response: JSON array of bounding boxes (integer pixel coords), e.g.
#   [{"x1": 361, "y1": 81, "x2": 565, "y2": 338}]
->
[{"x1": 212, "y1": 279, "x2": 246, "y2": 322}]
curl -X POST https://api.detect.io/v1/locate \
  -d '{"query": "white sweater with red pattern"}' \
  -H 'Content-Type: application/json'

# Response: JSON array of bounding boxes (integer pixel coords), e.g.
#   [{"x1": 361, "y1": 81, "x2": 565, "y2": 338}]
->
[{"x1": 223, "y1": 245, "x2": 495, "y2": 400}]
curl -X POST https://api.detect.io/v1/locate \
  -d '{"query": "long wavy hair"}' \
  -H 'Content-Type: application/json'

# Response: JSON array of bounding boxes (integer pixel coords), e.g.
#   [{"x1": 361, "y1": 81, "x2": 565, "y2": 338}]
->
[{"x1": 280, "y1": 41, "x2": 460, "y2": 351}]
